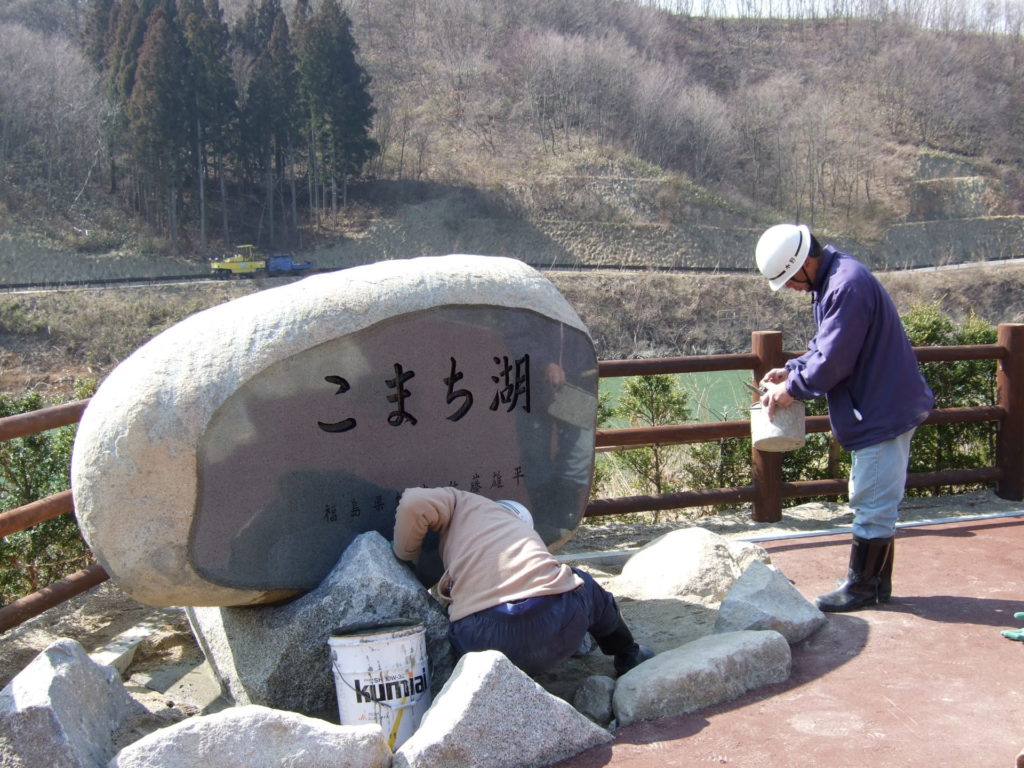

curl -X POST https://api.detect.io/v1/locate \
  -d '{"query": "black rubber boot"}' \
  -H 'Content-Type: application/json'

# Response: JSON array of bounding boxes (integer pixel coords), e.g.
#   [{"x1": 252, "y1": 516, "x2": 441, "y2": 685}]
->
[
  {"x1": 593, "y1": 617, "x2": 654, "y2": 675},
  {"x1": 815, "y1": 535, "x2": 894, "y2": 613},
  {"x1": 878, "y1": 538, "x2": 894, "y2": 603}
]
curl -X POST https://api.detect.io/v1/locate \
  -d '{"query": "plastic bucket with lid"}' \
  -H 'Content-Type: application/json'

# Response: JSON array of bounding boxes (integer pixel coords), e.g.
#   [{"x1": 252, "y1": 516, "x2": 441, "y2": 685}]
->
[
  {"x1": 328, "y1": 619, "x2": 431, "y2": 750},
  {"x1": 750, "y1": 401, "x2": 806, "y2": 452}
]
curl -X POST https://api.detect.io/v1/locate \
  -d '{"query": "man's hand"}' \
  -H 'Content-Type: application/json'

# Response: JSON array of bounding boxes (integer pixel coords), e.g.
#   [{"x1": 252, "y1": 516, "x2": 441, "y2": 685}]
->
[
  {"x1": 760, "y1": 382, "x2": 794, "y2": 420},
  {"x1": 758, "y1": 369, "x2": 794, "y2": 420},
  {"x1": 760, "y1": 368, "x2": 789, "y2": 386}
]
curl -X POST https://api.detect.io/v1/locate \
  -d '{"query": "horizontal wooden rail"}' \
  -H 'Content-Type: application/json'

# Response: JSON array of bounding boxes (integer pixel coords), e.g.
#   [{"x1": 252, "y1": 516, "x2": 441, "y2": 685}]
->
[
  {"x1": 598, "y1": 353, "x2": 759, "y2": 376},
  {"x1": 586, "y1": 485, "x2": 757, "y2": 517},
  {"x1": 779, "y1": 467, "x2": 1004, "y2": 500},
  {"x1": 597, "y1": 407, "x2": 1004, "y2": 451},
  {"x1": 913, "y1": 344, "x2": 1006, "y2": 363},
  {"x1": 594, "y1": 342, "x2": 1006, "y2": 380},
  {"x1": 905, "y1": 466, "x2": 1004, "y2": 489},
  {"x1": 597, "y1": 419, "x2": 750, "y2": 448},
  {"x1": 0, "y1": 400, "x2": 90, "y2": 442},
  {"x1": 923, "y1": 405, "x2": 1004, "y2": 425},
  {"x1": 585, "y1": 467, "x2": 1005, "y2": 519},
  {"x1": 0, "y1": 562, "x2": 109, "y2": 633},
  {"x1": 0, "y1": 490, "x2": 74, "y2": 538}
]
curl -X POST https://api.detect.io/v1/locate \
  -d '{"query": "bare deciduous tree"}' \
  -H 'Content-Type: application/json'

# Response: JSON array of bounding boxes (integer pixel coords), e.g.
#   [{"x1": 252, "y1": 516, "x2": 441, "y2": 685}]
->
[{"x1": 0, "y1": 23, "x2": 107, "y2": 211}]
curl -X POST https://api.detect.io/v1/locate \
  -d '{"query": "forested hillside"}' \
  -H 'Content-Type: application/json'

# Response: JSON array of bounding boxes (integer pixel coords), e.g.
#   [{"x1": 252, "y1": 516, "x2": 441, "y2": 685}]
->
[{"x1": 2, "y1": 0, "x2": 1023, "y2": 262}]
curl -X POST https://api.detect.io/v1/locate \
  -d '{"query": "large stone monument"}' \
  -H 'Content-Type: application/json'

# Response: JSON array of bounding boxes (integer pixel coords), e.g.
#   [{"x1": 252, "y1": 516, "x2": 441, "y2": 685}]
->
[{"x1": 71, "y1": 255, "x2": 598, "y2": 606}]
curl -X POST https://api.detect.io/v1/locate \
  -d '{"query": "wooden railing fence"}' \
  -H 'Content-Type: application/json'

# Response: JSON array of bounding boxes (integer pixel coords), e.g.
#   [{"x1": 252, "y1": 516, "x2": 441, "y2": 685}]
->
[{"x1": 1, "y1": 324, "x2": 1021, "y2": 632}]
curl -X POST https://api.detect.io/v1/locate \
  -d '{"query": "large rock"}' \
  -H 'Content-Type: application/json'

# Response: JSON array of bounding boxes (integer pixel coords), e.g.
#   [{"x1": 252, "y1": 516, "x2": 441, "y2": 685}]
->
[
  {"x1": 0, "y1": 638, "x2": 147, "y2": 768},
  {"x1": 572, "y1": 675, "x2": 616, "y2": 727},
  {"x1": 71, "y1": 255, "x2": 598, "y2": 607},
  {"x1": 189, "y1": 531, "x2": 453, "y2": 718},
  {"x1": 714, "y1": 560, "x2": 827, "y2": 644},
  {"x1": 612, "y1": 630, "x2": 791, "y2": 726},
  {"x1": 610, "y1": 528, "x2": 771, "y2": 606},
  {"x1": 394, "y1": 650, "x2": 612, "y2": 768},
  {"x1": 109, "y1": 705, "x2": 390, "y2": 768}
]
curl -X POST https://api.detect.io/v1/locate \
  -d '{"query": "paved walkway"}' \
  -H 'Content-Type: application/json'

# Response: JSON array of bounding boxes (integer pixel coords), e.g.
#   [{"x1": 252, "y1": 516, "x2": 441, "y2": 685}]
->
[{"x1": 555, "y1": 515, "x2": 1024, "y2": 768}]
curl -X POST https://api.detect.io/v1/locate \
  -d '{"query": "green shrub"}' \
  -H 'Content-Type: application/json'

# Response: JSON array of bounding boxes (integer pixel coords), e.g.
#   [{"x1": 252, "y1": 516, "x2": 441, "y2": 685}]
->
[
  {"x1": 594, "y1": 374, "x2": 691, "y2": 523},
  {"x1": 902, "y1": 303, "x2": 997, "y2": 495},
  {"x1": 0, "y1": 382, "x2": 96, "y2": 605},
  {"x1": 65, "y1": 229, "x2": 124, "y2": 254}
]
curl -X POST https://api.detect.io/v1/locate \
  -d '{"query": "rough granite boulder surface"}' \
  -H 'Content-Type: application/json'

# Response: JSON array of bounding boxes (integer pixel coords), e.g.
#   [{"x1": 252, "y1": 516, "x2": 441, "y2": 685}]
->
[
  {"x1": 612, "y1": 630, "x2": 792, "y2": 727},
  {"x1": 188, "y1": 531, "x2": 454, "y2": 717},
  {"x1": 109, "y1": 706, "x2": 391, "y2": 768},
  {"x1": 713, "y1": 560, "x2": 828, "y2": 643},
  {"x1": 610, "y1": 527, "x2": 771, "y2": 606},
  {"x1": 394, "y1": 650, "x2": 613, "y2": 768},
  {"x1": 0, "y1": 638, "x2": 147, "y2": 768},
  {"x1": 572, "y1": 675, "x2": 617, "y2": 727}
]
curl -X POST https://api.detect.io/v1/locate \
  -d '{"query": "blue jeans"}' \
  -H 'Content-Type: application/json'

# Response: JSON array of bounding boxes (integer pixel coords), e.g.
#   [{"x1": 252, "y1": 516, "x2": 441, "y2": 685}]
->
[
  {"x1": 849, "y1": 428, "x2": 915, "y2": 539},
  {"x1": 447, "y1": 568, "x2": 620, "y2": 675}
]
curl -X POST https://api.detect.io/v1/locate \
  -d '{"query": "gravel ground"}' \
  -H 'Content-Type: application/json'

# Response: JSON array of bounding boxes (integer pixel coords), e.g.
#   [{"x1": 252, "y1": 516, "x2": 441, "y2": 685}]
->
[{"x1": 561, "y1": 488, "x2": 1024, "y2": 559}]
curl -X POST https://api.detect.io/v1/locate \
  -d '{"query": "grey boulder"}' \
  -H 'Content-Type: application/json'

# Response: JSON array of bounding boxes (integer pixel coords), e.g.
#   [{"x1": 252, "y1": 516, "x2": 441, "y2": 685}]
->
[
  {"x1": 109, "y1": 705, "x2": 390, "y2": 768},
  {"x1": 610, "y1": 528, "x2": 771, "y2": 607},
  {"x1": 394, "y1": 650, "x2": 612, "y2": 768},
  {"x1": 189, "y1": 531, "x2": 453, "y2": 718},
  {"x1": 714, "y1": 560, "x2": 827, "y2": 643},
  {"x1": 612, "y1": 630, "x2": 791, "y2": 726},
  {"x1": 0, "y1": 638, "x2": 147, "y2": 768}
]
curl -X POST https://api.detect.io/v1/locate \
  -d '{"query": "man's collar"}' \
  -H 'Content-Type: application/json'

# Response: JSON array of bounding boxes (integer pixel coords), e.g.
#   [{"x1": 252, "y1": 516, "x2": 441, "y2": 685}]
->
[{"x1": 813, "y1": 245, "x2": 840, "y2": 291}]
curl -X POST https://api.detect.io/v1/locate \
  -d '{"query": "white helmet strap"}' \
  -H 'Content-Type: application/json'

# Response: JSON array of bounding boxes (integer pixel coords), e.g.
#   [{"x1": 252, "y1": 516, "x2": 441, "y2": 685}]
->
[{"x1": 766, "y1": 228, "x2": 804, "y2": 283}]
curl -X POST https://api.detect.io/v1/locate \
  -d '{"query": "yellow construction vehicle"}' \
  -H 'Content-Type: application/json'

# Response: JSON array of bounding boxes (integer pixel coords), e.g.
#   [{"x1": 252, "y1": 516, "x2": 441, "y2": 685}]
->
[{"x1": 210, "y1": 245, "x2": 266, "y2": 277}]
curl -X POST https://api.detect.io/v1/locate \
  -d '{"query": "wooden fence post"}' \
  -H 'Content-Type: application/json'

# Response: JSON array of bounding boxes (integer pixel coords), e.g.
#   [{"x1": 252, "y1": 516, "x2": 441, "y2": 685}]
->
[
  {"x1": 996, "y1": 323, "x2": 1024, "y2": 501},
  {"x1": 751, "y1": 331, "x2": 785, "y2": 522}
]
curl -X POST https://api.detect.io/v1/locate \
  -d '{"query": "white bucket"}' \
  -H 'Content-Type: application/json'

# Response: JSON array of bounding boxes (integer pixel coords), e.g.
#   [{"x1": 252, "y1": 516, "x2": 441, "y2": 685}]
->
[
  {"x1": 328, "y1": 619, "x2": 431, "y2": 750},
  {"x1": 750, "y1": 401, "x2": 806, "y2": 452}
]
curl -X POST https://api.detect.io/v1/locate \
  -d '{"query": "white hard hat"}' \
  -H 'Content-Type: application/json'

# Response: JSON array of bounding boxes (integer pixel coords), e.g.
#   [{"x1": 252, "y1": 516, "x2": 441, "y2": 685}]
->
[
  {"x1": 755, "y1": 224, "x2": 811, "y2": 291},
  {"x1": 496, "y1": 499, "x2": 533, "y2": 528}
]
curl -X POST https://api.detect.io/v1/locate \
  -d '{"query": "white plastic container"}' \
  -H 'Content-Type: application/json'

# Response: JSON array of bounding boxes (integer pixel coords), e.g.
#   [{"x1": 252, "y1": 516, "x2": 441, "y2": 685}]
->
[
  {"x1": 750, "y1": 401, "x2": 806, "y2": 452},
  {"x1": 328, "y1": 619, "x2": 431, "y2": 750}
]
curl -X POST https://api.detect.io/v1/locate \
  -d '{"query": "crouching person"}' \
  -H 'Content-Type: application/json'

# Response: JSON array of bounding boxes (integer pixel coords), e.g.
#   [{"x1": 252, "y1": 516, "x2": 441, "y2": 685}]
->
[{"x1": 393, "y1": 486, "x2": 653, "y2": 676}]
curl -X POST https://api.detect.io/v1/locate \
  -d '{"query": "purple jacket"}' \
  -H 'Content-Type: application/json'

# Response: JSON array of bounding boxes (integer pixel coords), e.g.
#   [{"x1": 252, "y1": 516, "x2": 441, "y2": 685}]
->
[{"x1": 785, "y1": 246, "x2": 934, "y2": 450}]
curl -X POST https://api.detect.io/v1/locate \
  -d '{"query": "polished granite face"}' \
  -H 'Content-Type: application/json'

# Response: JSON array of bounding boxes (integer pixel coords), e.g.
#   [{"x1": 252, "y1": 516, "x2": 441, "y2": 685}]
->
[{"x1": 192, "y1": 305, "x2": 598, "y2": 590}]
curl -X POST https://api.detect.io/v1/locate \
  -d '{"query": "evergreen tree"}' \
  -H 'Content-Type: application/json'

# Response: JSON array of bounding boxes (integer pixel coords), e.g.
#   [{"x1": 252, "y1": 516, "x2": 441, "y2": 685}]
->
[
  {"x1": 683, "y1": 403, "x2": 754, "y2": 511},
  {"x1": 109, "y1": 0, "x2": 159, "y2": 106},
  {"x1": 81, "y1": 0, "x2": 118, "y2": 70},
  {"x1": 240, "y1": 5, "x2": 299, "y2": 245},
  {"x1": 297, "y1": 0, "x2": 377, "y2": 217},
  {"x1": 180, "y1": 0, "x2": 238, "y2": 250},
  {"x1": 232, "y1": 0, "x2": 281, "y2": 57},
  {"x1": 607, "y1": 375, "x2": 691, "y2": 522},
  {"x1": 102, "y1": 0, "x2": 162, "y2": 199},
  {"x1": 292, "y1": 0, "x2": 311, "y2": 29},
  {"x1": 126, "y1": 1, "x2": 190, "y2": 246}
]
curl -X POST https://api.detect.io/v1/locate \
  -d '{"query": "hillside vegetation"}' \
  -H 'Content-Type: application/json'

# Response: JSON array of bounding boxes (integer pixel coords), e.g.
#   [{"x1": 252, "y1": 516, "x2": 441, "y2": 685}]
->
[{"x1": 2, "y1": 0, "x2": 1024, "y2": 266}]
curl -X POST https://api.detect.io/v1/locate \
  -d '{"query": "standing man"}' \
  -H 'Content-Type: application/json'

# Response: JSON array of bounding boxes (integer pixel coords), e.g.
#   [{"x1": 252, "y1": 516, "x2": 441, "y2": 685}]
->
[
  {"x1": 754, "y1": 224, "x2": 934, "y2": 612},
  {"x1": 393, "y1": 486, "x2": 653, "y2": 676}
]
